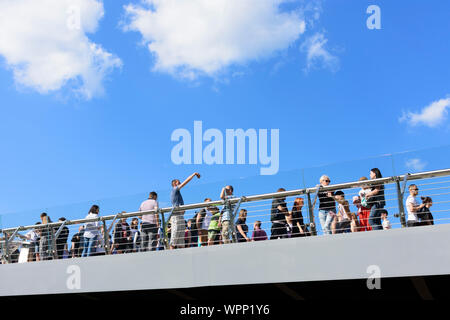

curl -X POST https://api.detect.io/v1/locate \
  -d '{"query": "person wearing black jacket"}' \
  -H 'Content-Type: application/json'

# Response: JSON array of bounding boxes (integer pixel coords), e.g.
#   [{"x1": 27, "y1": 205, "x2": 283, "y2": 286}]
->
[
  {"x1": 270, "y1": 188, "x2": 289, "y2": 240},
  {"x1": 366, "y1": 168, "x2": 386, "y2": 231},
  {"x1": 418, "y1": 196, "x2": 434, "y2": 226},
  {"x1": 55, "y1": 217, "x2": 69, "y2": 259},
  {"x1": 113, "y1": 218, "x2": 131, "y2": 254}
]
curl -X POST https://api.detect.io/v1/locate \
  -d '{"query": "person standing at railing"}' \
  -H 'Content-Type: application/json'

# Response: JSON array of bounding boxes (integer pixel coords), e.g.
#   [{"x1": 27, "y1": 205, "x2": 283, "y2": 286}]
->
[
  {"x1": 207, "y1": 206, "x2": 222, "y2": 246},
  {"x1": 251, "y1": 221, "x2": 268, "y2": 241},
  {"x1": 334, "y1": 191, "x2": 352, "y2": 234},
  {"x1": 113, "y1": 215, "x2": 132, "y2": 254},
  {"x1": 291, "y1": 197, "x2": 309, "y2": 237},
  {"x1": 220, "y1": 185, "x2": 235, "y2": 244},
  {"x1": 381, "y1": 210, "x2": 392, "y2": 230},
  {"x1": 366, "y1": 168, "x2": 386, "y2": 231},
  {"x1": 130, "y1": 218, "x2": 141, "y2": 252},
  {"x1": 355, "y1": 177, "x2": 372, "y2": 232},
  {"x1": 139, "y1": 191, "x2": 159, "y2": 252},
  {"x1": 406, "y1": 184, "x2": 426, "y2": 227},
  {"x1": 170, "y1": 172, "x2": 201, "y2": 249},
  {"x1": 235, "y1": 209, "x2": 250, "y2": 242},
  {"x1": 82, "y1": 205, "x2": 101, "y2": 257},
  {"x1": 71, "y1": 226, "x2": 84, "y2": 258},
  {"x1": 317, "y1": 176, "x2": 336, "y2": 235},
  {"x1": 25, "y1": 222, "x2": 41, "y2": 261},
  {"x1": 196, "y1": 198, "x2": 212, "y2": 247},
  {"x1": 55, "y1": 217, "x2": 69, "y2": 259},
  {"x1": 270, "y1": 188, "x2": 289, "y2": 239},
  {"x1": 418, "y1": 196, "x2": 434, "y2": 226},
  {"x1": 39, "y1": 212, "x2": 53, "y2": 260}
]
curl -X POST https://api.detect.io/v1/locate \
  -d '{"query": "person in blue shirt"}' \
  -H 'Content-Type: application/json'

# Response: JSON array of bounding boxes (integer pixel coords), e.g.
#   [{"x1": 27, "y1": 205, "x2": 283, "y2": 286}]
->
[{"x1": 169, "y1": 172, "x2": 201, "y2": 249}]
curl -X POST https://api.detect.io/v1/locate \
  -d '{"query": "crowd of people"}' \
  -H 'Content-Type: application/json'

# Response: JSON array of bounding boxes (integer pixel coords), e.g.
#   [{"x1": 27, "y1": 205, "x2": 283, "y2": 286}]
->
[{"x1": 1, "y1": 168, "x2": 435, "y2": 263}]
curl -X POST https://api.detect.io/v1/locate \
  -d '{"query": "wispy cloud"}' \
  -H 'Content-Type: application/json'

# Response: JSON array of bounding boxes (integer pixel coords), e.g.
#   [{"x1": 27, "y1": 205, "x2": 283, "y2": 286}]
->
[
  {"x1": 122, "y1": 0, "x2": 307, "y2": 80},
  {"x1": 0, "y1": 0, "x2": 121, "y2": 99},
  {"x1": 300, "y1": 32, "x2": 339, "y2": 73},
  {"x1": 400, "y1": 96, "x2": 450, "y2": 128},
  {"x1": 405, "y1": 158, "x2": 427, "y2": 172}
]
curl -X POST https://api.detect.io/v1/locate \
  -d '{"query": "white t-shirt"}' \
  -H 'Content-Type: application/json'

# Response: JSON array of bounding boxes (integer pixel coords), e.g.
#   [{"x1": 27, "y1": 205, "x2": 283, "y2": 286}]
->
[
  {"x1": 382, "y1": 219, "x2": 392, "y2": 230},
  {"x1": 406, "y1": 195, "x2": 419, "y2": 221},
  {"x1": 202, "y1": 209, "x2": 213, "y2": 230},
  {"x1": 26, "y1": 230, "x2": 39, "y2": 242},
  {"x1": 84, "y1": 213, "x2": 100, "y2": 239},
  {"x1": 139, "y1": 199, "x2": 159, "y2": 224},
  {"x1": 338, "y1": 203, "x2": 350, "y2": 221}
]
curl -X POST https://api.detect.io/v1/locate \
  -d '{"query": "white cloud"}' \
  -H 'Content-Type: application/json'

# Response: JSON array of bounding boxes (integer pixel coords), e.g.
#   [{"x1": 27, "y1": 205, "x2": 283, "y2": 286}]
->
[
  {"x1": 405, "y1": 158, "x2": 427, "y2": 172},
  {"x1": 0, "y1": 0, "x2": 122, "y2": 99},
  {"x1": 122, "y1": 0, "x2": 306, "y2": 79},
  {"x1": 301, "y1": 32, "x2": 339, "y2": 72},
  {"x1": 400, "y1": 97, "x2": 450, "y2": 128}
]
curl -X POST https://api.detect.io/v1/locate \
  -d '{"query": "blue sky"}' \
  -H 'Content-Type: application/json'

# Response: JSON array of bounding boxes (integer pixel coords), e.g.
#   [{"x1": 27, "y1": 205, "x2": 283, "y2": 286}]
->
[{"x1": 1, "y1": 0, "x2": 450, "y2": 231}]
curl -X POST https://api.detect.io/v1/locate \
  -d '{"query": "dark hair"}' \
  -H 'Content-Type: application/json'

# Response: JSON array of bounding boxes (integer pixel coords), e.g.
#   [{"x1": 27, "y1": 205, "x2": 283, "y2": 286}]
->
[
  {"x1": 421, "y1": 196, "x2": 432, "y2": 203},
  {"x1": 149, "y1": 191, "x2": 157, "y2": 199},
  {"x1": 277, "y1": 188, "x2": 286, "y2": 193},
  {"x1": 227, "y1": 185, "x2": 234, "y2": 192},
  {"x1": 89, "y1": 205, "x2": 99, "y2": 214},
  {"x1": 370, "y1": 168, "x2": 383, "y2": 179},
  {"x1": 59, "y1": 217, "x2": 66, "y2": 222},
  {"x1": 334, "y1": 190, "x2": 345, "y2": 197},
  {"x1": 40, "y1": 212, "x2": 47, "y2": 218},
  {"x1": 171, "y1": 179, "x2": 179, "y2": 186}
]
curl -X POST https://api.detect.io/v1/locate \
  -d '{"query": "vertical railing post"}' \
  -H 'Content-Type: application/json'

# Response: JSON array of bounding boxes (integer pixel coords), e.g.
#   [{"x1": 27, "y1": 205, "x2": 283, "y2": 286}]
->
[
  {"x1": 307, "y1": 191, "x2": 317, "y2": 236},
  {"x1": 102, "y1": 219, "x2": 110, "y2": 254},
  {"x1": 3, "y1": 230, "x2": 10, "y2": 264},
  {"x1": 395, "y1": 176, "x2": 408, "y2": 228},
  {"x1": 49, "y1": 224, "x2": 57, "y2": 260},
  {"x1": 230, "y1": 197, "x2": 245, "y2": 243},
  {"x1": 162, "y1": 208, "x2": 175, "y2": 250}
]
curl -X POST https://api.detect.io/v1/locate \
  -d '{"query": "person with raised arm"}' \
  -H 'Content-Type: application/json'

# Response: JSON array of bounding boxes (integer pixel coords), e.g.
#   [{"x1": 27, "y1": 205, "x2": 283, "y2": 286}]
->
[{"x1": 170, "y1": 172, "x2": 201, "y2": 249}]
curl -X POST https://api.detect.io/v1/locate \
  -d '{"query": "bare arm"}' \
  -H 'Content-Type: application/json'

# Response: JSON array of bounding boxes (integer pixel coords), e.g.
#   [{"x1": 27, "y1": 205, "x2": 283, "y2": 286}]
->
[
  {"x1": 179, "y1": 172, "x2": 201, "y2": 190},
  {"x1": 236, "y1": 224, "x2": 249, "y2": 241}
]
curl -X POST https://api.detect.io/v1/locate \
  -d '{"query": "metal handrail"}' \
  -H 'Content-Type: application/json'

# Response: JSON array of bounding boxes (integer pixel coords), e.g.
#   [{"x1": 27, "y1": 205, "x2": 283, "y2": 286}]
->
[{"x1": 1, "y1": 168, "x2": 449, "y2": 234}]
